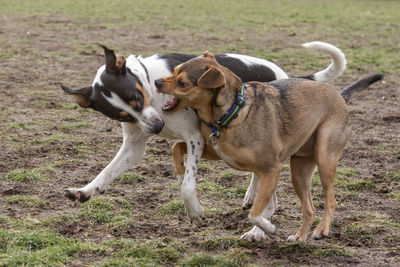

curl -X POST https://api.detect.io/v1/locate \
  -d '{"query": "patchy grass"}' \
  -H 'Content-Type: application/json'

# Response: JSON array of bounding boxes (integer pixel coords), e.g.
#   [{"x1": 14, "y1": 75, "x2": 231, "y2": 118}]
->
[
  {"x1": 313, "y1": 246, "x2": 352, "y2": 258},
  {"x1": 31, "y1": 133, "x2": 71, "y2": 144},
  {"x1": 388, "y1": 192, "x2": 400, "y2": 199},
  {"x1": 281, "y1": 242, "x2": 317, "y2": 255},
  {"x1": 344, "y1": 222, "x2": 374, "y2": 244},
  {"x1": 7, "y1": 122, "x2": 27, "y2": 131},
  {"x1": 156, "y1": 199, "x2": 186, "y2": 217},
  {"x1": 199, "y1": 236, "x2": 250, "y2": 251},
  {"x1": 102, "y1": 239, "x2": 186, "y2": 266},
  {"x1": 198, "y1": 161, "x2": 213, "y2": 171},
  {"x1": 59, "y1": 121, "x2": 92, "y2": 130},
  {"x1": 182, "y1": 249, "x2": 252, "y2": 267},
  {"x1": 5, "y1": 166, "x2": 57, "y2": 182},
  {"x1": 0, "y1": 229, "x2": 97, "y2": 266},
  {"x1": 198, "y1": 181, "x2": 246, "y2": 199},
  {"x1": 219, "y1": 170, "x2": 236, "y2": 180},
  {"x1": 387, "y1": 171, "x2": 400, "y2": 180},
  {"x1": 77, "y1": 197, "x2": 116, "y2": 225},
  {"x1": 116, "y1": 172, "x2": 146, "y2": 184},
  {"x1": 6, "y1": 195, "x2": 46, "y2": 208}
]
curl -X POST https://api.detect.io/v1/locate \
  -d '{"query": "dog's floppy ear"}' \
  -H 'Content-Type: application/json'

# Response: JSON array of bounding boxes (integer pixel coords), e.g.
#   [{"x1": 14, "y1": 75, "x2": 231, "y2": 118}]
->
[
  {"x1": 61, "y1": 84, "x2": 92, "y2": 108},
  {"x1": 98, "y1": 44, "x2": 126, "y2": 75},
  {"x1": 197, "y1": 66, "x2": 226, "y2": 89},
  {"x1": 203, "y1": 51, "x2": 216, "y2": 60}
]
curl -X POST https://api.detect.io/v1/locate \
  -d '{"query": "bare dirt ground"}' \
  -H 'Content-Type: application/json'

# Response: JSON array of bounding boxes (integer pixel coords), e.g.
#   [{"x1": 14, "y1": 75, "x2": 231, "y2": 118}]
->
[{"x1": 0, "y1": 11, "x2": 399, "y2": 266}]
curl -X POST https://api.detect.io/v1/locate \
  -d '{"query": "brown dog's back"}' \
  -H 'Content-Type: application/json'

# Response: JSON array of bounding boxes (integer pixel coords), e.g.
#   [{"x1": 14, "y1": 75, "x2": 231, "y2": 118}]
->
[{"x1": 220, "y1": 78, "x2": 348, "y2": 169}]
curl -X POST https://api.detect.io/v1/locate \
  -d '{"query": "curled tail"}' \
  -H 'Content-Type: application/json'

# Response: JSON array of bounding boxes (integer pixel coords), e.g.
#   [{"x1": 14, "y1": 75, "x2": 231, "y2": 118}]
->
[
  {"x1": 341, "y1": 74, "x2": 384, "y2": 103},
  {"x1": 300, "y1": 41, "x2": 347, "y2": 83}
]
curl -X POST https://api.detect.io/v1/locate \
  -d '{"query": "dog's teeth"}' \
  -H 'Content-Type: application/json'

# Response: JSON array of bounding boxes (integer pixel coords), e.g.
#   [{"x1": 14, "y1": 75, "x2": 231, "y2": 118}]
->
[{"x1": 162, "y1": 97, "x2": 178, "y2": 111}]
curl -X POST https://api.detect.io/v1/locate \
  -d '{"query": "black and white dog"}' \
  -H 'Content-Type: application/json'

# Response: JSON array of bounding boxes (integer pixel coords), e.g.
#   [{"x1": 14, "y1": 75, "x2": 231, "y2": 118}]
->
[{"x1": 61, "y1": 42, "x2": 346, "y2": 241}]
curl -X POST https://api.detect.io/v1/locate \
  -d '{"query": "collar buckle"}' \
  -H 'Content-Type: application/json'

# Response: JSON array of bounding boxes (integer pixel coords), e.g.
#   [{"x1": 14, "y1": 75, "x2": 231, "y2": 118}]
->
[{"x1": 208, "y1": 132, "x2": 218, "y2": 145}]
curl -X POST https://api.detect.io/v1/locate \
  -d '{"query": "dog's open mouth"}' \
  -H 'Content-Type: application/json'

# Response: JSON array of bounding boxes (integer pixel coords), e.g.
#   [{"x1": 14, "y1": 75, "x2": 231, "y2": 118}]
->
[{"x1": 162, "y1": 96, "x2": 179, "y2": 112}]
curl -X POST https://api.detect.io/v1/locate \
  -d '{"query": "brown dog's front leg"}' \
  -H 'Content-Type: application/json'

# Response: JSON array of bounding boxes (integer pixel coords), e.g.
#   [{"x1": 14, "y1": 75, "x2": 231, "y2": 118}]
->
[{"x1": 248, "y1": 167, "x2": 280, "y2": 235}]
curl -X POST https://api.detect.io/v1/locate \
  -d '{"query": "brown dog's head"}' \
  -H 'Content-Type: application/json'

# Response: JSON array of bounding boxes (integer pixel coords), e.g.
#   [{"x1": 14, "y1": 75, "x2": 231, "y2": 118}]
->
[{"x1": 156, "y1": 52, "x2": 240, "y2": 112}]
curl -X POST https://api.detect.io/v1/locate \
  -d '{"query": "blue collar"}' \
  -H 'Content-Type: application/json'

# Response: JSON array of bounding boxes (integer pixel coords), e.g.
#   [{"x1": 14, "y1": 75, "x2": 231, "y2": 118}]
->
[{"x1": 199, "y1": 84, "x2": 246, "y2": 142}]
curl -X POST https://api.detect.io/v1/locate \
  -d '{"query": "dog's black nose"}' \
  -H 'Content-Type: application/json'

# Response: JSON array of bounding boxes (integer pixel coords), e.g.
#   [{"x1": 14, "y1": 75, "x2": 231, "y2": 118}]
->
[
  {"x1": 155, "y1": 79, "x2": 163, "y2": 90},
  {"x1": 152, "y1": 119, "x2": 164, "y2": 134}
]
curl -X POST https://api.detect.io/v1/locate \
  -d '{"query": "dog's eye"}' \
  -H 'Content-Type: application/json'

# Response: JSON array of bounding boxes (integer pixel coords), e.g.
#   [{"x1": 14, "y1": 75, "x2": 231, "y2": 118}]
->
[{"x1": 177, "y1": 80, "x2": 186, "y2": 88}]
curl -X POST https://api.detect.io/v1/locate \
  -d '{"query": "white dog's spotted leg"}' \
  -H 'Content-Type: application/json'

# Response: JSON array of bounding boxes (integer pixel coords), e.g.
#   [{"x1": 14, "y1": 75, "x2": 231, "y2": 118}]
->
[
  {"x1": 242, "y1": 173, "x2": 258, "y2": 210},
  {"x1": 241, "y1": 191, "x2": 278, "y2": 241},
  {"x1": 65, "y1": 123, "x2": 150, "y2": 202},
  {"x1": 180, "y1": 134, "x2": 205, "y2": 226}
]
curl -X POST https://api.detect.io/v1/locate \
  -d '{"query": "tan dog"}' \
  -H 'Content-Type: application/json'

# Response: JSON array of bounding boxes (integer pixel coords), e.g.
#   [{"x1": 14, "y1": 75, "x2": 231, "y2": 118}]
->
[{"x1": 155, "y1": 52, "x2": 382, "y2": 241}]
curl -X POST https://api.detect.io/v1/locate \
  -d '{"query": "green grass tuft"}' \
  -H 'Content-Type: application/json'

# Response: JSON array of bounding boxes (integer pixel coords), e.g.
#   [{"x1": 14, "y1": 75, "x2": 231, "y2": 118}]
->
[
  {"x1": 386, "y1": 171, "x2": 400, "y2": 180},
  {"x1": 388, "y1": 192, "x2": 400, "y2": 199},
  {"x1": 219, "y1": 170, "x2": 235, "y2": 180},
  {"x1": 59, "y1": 121, "x2": 92, "y2": 130},
  {"x1": 157, "y1": 199, "x2": 186, "y2": 217},
  {"x1": 117, "y1": 172, "x2": 146, "y2": 184},
  {"x1": 0, "y1": 229, "x2": 98, "y2": 265},
  {"x1": 281, "y1": 242, "x2": 317, "y2": 254},
  {"x1": 32, "y1": 134, "x2": 70, "y2": 144},
  {"x1": 107, "y1": 239, "x2": 186, "y2": 266},
  {"x1": 313, "y1": 246, "x2": 352, "y2": 258},
  {"x1": 77, "y1": 198, "x2": 115, "y2": 225},
  {"x1": 6, "y1": 195, "x2": 46, "y2": 208},
  {"x1": 198, "y1": 181, "x2": 247, "y2": 199},
  {"x1": 5, "y1": 166, "x2": 56, "y2": 182},
  {"x1": 182, "y1": 249, "x2": 252, "y2": 267},
  {"x1": 344, "y1": 222, "x2": 374, "y2": 244},
  {"x1": 199, "y1": 236, "x2": 250, "y2": 251}
]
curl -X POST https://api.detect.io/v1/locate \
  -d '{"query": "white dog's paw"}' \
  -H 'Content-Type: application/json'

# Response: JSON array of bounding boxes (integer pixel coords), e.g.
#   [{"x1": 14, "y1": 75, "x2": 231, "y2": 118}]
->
[
  {"x1": 185, "y1": 202, "x2": 205, "y2": 227},
  {"x1": 65, "y1": 188, "x2": 92, "y2": 202},
  {"x1": 240, "y1": 226, "x2": 266, "y2": 242}
]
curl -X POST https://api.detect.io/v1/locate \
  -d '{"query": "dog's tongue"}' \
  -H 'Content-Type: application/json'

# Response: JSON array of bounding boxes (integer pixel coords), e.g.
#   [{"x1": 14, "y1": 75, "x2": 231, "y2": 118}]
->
[{"x1": 162, "y1": 97, "x2": 179, "y2": 112}]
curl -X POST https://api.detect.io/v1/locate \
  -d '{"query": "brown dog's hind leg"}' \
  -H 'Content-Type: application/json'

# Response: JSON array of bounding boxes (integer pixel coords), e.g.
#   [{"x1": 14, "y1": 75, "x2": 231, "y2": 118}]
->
[
  {"x1": 248, "y1": 166, "x2": 280, "y2": 235},
  {"x1": 312, "y1": 123, "x2": 350, "y2": 240},
  {"x1": 172, "y1": 142, "x2": 187, "y2": 184},
  {"x1": 287, "y1": 156, "x2": 316, "y2": 242},
  {"x1": 172, "y1": 142, "x2": 221, "y2": 183}
]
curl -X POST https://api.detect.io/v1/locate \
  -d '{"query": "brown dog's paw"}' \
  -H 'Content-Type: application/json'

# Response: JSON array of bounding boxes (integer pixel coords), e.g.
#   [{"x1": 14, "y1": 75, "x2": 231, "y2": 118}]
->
[
  {"x1": 240, "y1": 227, "x2": 266, "y2": 242},
  {"x1": 287, "y1": 233, "x2": 307, "y2": 242},
  {"x1": 312, "y1": 229, "x2": 328, "y2": 240},
  {"x1": 65, "y1": 188, "x2": 91, "y2": 202}
]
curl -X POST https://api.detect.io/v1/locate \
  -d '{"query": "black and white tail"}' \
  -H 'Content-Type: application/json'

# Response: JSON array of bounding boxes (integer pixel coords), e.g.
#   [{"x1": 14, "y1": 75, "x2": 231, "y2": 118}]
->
[
  {"x1": 301, "y1": 41, "x2": 347, "y2": 83},
  {"x1": 341, "y1": 74, "x2": 384, "y2": 103}
]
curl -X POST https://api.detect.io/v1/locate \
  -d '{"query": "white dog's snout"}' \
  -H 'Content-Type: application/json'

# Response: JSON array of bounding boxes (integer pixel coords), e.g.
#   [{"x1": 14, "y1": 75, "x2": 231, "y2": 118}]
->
[{"x1": 143, "y1": 107, "x2": 164, "y2": 134}]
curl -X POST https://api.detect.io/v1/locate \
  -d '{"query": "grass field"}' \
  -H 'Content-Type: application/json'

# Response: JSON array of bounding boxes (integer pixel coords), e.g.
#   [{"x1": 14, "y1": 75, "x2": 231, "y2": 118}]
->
[{"x1": 0, "y1": 0, "x2": 399, "y2": 266}]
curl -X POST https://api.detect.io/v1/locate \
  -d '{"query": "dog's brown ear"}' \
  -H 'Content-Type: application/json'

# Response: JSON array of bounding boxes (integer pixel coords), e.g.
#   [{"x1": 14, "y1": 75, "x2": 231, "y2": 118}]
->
[
  {"x1": 98, "y1": 44, "x2": 126, "y2": 75},
  {"x1": 197, "y1": 66, "x2": 225, "y2": 89},
  {"x1": 61, "y1": 84, "x2": 92, "y2": 108},
  {"x1": 203, "y1": 51, "x2": 216, "y2": 60}
]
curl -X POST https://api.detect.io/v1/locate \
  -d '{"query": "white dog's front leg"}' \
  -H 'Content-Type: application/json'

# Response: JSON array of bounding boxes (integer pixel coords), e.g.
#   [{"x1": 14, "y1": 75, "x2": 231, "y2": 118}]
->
[
  {"x1": 65, "y1": 123, "x2": 150, "y2": 202},
  {"x1": 242, "y1": 173, "x2": 258, "y2": 210},
  {"x1": 241, "y1": 191, "x2": 278, "y2": 241},
  {"x1": 180, "y1": 134, "x2": 205, "y2": 226}
]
